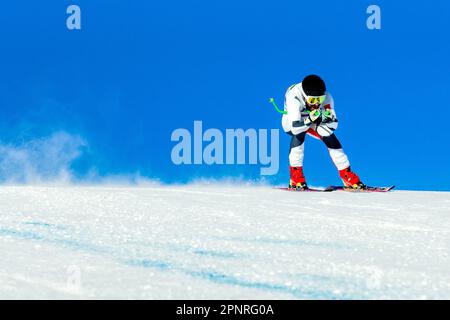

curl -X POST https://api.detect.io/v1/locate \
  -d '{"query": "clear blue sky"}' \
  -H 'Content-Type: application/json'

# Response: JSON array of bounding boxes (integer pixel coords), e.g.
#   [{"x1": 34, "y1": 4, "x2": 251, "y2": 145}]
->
[{"x1": 0, "y1": 1, "x2": 449, "y2": 190}]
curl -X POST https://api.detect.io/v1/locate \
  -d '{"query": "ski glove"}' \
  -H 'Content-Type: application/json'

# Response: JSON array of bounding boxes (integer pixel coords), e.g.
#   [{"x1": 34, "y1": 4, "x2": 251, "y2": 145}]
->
[
  {"x1": 321, "y1": 110, "x2": 336, "y2": 124},
  {"x1": 304, "y1": 109, "x2": 322, "y2": 126}
]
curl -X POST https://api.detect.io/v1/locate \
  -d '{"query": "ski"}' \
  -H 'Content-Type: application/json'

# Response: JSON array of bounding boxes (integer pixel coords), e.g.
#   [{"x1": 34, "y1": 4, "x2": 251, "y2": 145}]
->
[
  {"x1": 324, "y1": 185, "x2": 395, "y2": 193},
  {"x1": 274, "y1": 187, "x2": 333, "y2": 192},
  {"x1": 275, "y1": 185, "x2": 395, "y2": 193}
]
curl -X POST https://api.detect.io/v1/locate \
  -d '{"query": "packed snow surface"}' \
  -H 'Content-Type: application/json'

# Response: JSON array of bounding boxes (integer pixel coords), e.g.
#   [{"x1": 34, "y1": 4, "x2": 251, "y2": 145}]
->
[{"x1": 0, "y1": 185, "x2": 449, "y2": 299}]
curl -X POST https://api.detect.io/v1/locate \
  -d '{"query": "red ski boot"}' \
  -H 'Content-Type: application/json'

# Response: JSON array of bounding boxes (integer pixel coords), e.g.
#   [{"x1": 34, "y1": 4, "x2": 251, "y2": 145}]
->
[
  {"x1": 289, "y1": 166, "x2": 308, "y2": 190},
  {"x1": 339, "y1": 167, "x2": 366, "y2": 189}
]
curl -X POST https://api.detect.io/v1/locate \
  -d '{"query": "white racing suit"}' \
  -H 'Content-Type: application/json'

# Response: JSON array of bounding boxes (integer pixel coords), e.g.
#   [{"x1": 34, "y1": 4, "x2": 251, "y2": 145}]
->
[{"x1": 281, "y1": 82, "x2": 350, "y2": 170}]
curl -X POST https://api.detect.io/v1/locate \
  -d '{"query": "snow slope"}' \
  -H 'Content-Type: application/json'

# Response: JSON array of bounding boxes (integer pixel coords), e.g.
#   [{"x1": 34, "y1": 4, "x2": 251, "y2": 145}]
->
[{"x1": 0, "y1": 185, "x2": 449, "y2": 299}]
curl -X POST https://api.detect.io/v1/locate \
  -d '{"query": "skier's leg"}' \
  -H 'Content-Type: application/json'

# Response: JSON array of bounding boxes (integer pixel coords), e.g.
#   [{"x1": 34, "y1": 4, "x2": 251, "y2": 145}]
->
[
  {"x1": 286, "y1": 131, "x2": 307, "y2": 188},
  {"x1": 322, "y1": 134, "x2": 364, "y2": 188},
  {"x1": 288, "y1": 131, "x2": 306, "y2": 167},
  {"x1": 321, "y1": 134, "x2": 350, "y2": 170}
]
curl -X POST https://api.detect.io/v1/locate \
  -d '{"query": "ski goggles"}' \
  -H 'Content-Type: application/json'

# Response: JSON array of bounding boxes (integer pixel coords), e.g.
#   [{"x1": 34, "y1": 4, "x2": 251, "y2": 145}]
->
[{"x1": 304, "y1": 95, "x2": 326, "y2": 105}]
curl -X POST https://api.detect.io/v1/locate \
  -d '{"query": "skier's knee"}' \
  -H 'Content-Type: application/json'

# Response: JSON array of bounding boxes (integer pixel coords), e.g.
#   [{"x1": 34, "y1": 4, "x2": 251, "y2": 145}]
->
[
  {"x1": 290, "y1": 131, "x2": 306, "y2": 149},
  {"x1": 317, "y1": 124, "x2": 334, "y2": 137},
  {"x1": 322, "y1": 134, "x2": 342, "y2": 149}
]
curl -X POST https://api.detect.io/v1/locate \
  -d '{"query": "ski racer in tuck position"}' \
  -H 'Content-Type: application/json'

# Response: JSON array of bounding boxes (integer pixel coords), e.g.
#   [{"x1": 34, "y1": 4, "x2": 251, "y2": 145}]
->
[{"x1": 282, "y1": 74, "x2": 365, "y2": 191}]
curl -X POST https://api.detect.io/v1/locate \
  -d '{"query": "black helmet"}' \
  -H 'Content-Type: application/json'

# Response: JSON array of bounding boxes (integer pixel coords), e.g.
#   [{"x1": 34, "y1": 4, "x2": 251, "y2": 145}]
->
[{"x1": 302, "y1": 74, "x2": 326, "y2": 96}]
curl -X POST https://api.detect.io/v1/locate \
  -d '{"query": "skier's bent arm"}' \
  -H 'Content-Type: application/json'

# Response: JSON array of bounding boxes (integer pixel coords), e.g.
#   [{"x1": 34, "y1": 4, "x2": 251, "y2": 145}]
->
[
  {"x1": 285, "y1": 95, "x2": 310, "y2": 135},
  {"x1": 291, "y1": 120, "x2": 311, "y2": 135},
  {"x1": 322, "y1": 93, "x2": 339, "y2": 131}
]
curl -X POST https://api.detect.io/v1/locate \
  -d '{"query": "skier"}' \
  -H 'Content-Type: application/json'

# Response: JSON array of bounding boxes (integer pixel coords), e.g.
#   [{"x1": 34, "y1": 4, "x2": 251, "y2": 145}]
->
[{"x1": 282, "y1": 74, "x2": 365, "y2": 190}]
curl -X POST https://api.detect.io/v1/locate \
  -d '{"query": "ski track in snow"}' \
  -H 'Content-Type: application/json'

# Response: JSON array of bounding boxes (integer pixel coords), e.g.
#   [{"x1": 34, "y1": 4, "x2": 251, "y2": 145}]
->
[{"x1": 0, "y1": 186, "x2": 449, "y2": 299}]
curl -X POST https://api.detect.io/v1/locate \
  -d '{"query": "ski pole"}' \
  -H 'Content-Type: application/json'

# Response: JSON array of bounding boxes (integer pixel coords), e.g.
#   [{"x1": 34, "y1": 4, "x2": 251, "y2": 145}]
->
[{"x1": 268, "y1": 98, "x2": 287, "y2": 115}]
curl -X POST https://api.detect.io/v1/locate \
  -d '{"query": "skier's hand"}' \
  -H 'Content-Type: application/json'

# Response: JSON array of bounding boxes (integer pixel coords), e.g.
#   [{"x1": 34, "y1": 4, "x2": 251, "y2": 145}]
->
[
  {"x1": 321, "y1": 110, "x2": 336, "y2": 123},
  {"x1": 304, "y1": 109, "x2": 322, "y2": 125}
]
